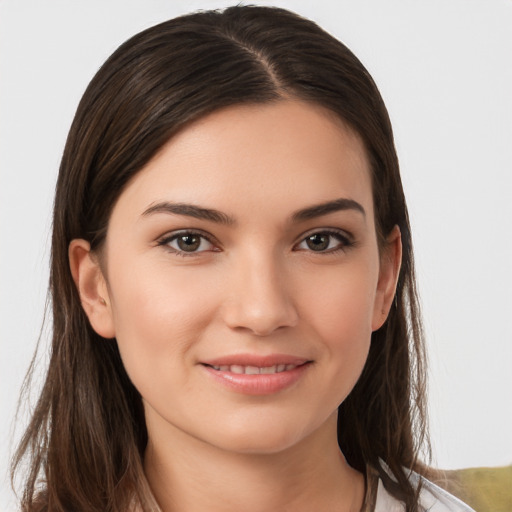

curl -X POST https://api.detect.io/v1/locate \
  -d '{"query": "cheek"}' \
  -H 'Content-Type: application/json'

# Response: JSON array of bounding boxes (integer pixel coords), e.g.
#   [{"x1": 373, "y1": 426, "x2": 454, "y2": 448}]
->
[
  {"x1": 304, "y1": 261, "x2": 378, "y2": 341},
  {"x1": 106, "y1": 260, "x2": 221, "y2": 388},
  {"x1": 111, "y1": 256, "x2": 220, "y2": 327},
  {"x1": 300, "y1": 261, "x2": 378, "y2": 393}
]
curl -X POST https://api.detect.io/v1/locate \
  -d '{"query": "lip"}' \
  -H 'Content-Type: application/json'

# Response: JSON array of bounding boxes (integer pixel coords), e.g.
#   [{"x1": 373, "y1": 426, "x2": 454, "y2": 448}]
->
[
  {"x1": 202, "y1": 353, "x2": 309, "y2": 367},
  {"x1": 200, "y1": 353, "x2": 312, "y2": 396}
]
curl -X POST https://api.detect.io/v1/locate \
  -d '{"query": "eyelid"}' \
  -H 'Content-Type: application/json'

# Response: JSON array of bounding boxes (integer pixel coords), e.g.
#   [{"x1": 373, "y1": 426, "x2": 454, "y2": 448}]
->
[
  {"x1": 295, "y1": 227, "x2": 354, "y2": 243},
  {"x1": 156, "y1": 228, "x2": 221, "y2": 255},
  {"x1": 293, "y1": 227, "x2": 355, "y2": 252}
]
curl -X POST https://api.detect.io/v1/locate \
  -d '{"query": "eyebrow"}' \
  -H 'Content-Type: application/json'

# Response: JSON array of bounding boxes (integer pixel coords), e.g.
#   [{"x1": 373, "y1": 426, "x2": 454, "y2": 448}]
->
[
  {"x1": 141, "y1": 202, "x2": 235, "y2": 225},
  {"x1": 141, "y1": 197, "x2": 365, "y2": 225},
  {"x1": 291, "y1": 198, "x2": 366, "y2": 221}
]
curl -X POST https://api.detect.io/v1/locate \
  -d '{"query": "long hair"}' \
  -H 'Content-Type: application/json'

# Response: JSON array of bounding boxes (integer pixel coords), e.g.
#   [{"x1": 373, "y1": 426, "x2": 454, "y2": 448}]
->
[{"x1": 12, "y1": 6, "x2": 429, "y2": 511}]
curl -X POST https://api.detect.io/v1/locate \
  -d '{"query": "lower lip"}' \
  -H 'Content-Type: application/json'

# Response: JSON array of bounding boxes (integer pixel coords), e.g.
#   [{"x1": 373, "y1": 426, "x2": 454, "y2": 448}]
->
[{"x1": 201, "y1": 363, "x2": 311, "y2": 395}]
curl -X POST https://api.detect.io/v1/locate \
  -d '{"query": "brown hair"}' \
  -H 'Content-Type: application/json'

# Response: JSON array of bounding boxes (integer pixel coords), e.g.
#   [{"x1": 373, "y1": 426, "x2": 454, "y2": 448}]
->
[{"x1": 12, "y1": 6, "x2": 430, "y2": 511}]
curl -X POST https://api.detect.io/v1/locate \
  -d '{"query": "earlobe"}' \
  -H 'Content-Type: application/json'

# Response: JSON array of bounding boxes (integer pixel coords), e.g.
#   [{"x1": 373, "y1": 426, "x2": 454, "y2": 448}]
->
[
  {"x1": 372, "y1": 226, "x2": 402, "y2": 331},
  {"x1": 68, "y1": 239, "x2": 115, "y2": 339}
]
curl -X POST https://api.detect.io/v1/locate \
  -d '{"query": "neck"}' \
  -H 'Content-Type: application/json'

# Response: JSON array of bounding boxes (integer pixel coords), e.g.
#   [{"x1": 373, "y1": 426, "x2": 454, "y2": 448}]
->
[{"x1": 143, "y1": 412, "x2": 365, "y2": 512}]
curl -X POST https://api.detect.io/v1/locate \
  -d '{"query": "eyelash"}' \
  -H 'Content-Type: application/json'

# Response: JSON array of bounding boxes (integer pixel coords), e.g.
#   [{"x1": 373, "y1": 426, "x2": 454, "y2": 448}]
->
[
  {"x1": 157, "y1": 230, "x2": 219, "y2": 257},
  {"x1": 295, "y1": 229, "x2": 354, "y2": 254},
  {"x1": 156, "y1": 228, "x2": 354, "y2": 257}
]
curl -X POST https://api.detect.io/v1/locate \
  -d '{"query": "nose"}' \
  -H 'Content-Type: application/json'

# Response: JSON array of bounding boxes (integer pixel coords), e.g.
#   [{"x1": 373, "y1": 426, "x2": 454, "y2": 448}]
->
[{"x1": 222, "y1": 253, "x2": 299, "y2": 336}]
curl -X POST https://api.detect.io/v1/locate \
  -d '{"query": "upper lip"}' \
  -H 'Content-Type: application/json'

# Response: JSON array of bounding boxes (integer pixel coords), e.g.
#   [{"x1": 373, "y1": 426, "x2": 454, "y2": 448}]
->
[{"x1": 201, "y1": 354, "x2": 310, "y2": 367}]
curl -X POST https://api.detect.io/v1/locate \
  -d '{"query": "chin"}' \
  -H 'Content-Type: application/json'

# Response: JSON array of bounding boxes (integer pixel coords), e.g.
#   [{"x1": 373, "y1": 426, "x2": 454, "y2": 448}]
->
[
  {"x1": 214, "y1": 431, "x2": 303, "y2": 455},
  {"x1": 201, "y1": 414, "x2": 320, "y2": 456}
]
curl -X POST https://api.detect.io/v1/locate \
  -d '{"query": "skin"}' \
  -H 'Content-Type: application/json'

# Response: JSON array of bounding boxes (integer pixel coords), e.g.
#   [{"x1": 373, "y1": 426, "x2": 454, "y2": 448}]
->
[{"x1": 70, "y1": 100, "x2": 401, "y2": 512}]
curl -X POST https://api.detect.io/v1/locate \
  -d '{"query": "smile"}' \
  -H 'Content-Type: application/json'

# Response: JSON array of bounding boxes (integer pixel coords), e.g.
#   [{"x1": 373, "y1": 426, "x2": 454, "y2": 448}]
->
[
  {"x1": 200, "y1": 356, "x2": 312, "y2": 395},
  {"x1": 207, "y1": 364, "x2": 299, "y2": 374}
]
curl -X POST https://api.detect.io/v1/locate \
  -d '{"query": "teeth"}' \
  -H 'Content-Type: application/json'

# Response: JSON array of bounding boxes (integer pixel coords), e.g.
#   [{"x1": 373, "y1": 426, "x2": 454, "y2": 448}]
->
[{"x1": 209, "y1": 364, "x2": 298, "y2": 374}]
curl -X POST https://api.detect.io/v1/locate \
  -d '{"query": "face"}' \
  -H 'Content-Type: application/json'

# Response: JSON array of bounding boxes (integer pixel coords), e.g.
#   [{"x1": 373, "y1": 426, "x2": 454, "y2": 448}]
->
[{"x1": 73, "y1": 100, "x2": 400, "y2": 455}]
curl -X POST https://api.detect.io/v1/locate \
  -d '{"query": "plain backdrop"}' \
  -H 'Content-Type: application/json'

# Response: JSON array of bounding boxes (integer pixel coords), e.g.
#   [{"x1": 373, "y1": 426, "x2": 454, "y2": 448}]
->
[{"x1": 1, "y1": 0, "x2": 511, "y2": 509}]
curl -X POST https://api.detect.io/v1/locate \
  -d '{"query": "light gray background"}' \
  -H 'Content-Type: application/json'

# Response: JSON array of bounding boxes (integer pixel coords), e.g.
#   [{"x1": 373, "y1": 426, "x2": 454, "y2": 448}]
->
[{"x1": 1, "y1": 1, "x2": 511, "y2": 509}]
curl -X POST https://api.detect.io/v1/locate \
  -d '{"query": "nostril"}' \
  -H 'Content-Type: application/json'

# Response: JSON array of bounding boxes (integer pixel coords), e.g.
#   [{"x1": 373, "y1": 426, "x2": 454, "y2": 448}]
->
[{"x1": 221, "y1": 267, "x2": 299, "y2": 335}]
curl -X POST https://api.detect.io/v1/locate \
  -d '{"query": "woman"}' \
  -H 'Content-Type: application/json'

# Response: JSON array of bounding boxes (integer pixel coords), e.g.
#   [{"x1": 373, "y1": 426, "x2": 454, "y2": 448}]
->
[{"x1": 11, "y1": 6, "x2": 474, "y2": 512}]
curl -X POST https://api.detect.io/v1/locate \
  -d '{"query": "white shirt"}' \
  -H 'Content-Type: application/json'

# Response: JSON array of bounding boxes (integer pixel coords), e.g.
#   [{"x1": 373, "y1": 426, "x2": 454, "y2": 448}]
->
[{"x1": 372, "y1": 467, "x2": 476, "y2": 512}]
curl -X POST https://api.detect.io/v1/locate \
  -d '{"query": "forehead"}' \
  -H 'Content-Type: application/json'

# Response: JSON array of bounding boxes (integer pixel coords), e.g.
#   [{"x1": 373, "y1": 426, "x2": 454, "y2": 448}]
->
[{"x1": 111, "y1": 100, "x2": 374, "y2": 225}]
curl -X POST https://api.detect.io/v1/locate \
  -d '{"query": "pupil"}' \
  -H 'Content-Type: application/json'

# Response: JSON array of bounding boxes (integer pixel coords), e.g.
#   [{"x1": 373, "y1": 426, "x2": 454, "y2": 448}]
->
[
  {"x1": 307, "y1": 234, "x2": 329, "y2": 251},
  {"x1": 178, "y1": 235, "x2": 200, "y2": 251}
]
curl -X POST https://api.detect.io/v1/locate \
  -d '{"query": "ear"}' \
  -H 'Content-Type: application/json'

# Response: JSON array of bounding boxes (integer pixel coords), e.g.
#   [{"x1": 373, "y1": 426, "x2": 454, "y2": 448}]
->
[
  {"x1": 69, "y1": 239, "x2": 116, "y2": 338},
  {"x1": 372, "y1": 225, "x2": 402, "y2": 331}
]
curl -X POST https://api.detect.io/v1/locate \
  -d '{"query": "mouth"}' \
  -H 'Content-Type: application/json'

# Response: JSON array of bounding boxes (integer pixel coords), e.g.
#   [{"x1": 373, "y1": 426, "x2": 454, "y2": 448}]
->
[
  {"x1": 205, "y1": 363, "x2": 301, "y2": 374},
  {"x1": 200, "y1": 355, "x2": 312, "y2": 395}
]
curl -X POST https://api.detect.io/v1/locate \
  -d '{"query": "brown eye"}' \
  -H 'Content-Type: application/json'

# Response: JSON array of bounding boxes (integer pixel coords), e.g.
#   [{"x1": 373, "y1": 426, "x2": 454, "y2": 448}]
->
[
  {"x1": 305, "y1": 234, "x2": 330, "y2": 251},
  {"x1": 177, "y1": 234, "x2": 201, "y2": 252},
  {"x1": 296, "y1": 230, "x2": 352, "y2": 253},
  {"x1": 159, "y1": 231, "x2": 216, "y2": 255}
]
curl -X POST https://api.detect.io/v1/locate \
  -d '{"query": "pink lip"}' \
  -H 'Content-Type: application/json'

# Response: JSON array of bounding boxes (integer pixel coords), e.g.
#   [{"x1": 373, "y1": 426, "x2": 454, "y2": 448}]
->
[{"x1": 200, "y1": 353, "x2": 312, "y2": 396}]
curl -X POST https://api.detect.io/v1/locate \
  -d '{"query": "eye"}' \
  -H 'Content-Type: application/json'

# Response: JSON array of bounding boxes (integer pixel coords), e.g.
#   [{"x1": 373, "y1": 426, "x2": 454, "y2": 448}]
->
[
  {"x1": 296, "y1": 230, "x2": 353, "y2": 253},
  {"x1": 158, "y1": 231, "x2": 217, "y2": 255}
]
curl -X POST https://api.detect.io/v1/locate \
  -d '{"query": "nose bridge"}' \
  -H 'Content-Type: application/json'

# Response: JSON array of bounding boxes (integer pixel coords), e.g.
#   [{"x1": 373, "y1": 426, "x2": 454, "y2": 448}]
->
[{"x1": 223, "y1": 245, "x2": 298, "y2": 336}]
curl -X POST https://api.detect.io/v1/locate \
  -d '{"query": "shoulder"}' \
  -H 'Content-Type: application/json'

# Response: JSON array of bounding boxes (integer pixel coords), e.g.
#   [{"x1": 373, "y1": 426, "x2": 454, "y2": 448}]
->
[
  {"x1": 416, "y1": 477, "x2": 476, "y2": 512},
  {"x1": 373, "y1": 466, "x2": 476, "y2": 512}
]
